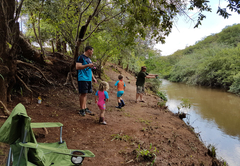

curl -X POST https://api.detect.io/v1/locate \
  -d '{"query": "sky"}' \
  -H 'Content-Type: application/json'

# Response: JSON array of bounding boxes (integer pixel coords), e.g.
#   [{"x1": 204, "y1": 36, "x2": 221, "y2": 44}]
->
[{"x1": 155, "y1": 1, "x2": 240, "y2": 56}]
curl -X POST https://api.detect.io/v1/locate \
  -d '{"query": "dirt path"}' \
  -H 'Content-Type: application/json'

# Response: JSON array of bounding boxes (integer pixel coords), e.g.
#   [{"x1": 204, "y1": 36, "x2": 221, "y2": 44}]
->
[{"x1": 0, "y1": 63, "x2": 221, "y2": 166}]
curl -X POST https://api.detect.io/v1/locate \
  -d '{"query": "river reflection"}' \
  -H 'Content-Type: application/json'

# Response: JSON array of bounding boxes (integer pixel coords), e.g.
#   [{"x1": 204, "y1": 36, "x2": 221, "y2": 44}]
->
[{"x1": 159, "y1": 79, "x2": 240, "y2": 166}]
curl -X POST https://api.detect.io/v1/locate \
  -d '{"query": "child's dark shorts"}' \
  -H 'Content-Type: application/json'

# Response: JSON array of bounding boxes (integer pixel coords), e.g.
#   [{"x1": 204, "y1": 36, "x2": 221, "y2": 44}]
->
[{"x1": 78, "y1": 81, "x2": 92, "y2": 94}]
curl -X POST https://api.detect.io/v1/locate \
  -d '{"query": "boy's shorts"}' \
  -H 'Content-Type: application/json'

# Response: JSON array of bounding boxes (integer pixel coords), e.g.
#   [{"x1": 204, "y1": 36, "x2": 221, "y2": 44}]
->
[
  {"x1": 136, "y1": 86, "x2": 145, "y2": 94},
  {"x1": 78, "y1": 81, "x2": 92, "y2": 94},
  {"x1": 117, "y1": 91, "x2": 124, "y2": 97}
]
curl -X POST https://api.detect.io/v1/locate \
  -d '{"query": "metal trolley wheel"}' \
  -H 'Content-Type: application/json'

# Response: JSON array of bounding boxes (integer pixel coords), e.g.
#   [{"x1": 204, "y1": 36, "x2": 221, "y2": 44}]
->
[{"x1": 71, "y1": 151, "x2": 85, "y2": 165}]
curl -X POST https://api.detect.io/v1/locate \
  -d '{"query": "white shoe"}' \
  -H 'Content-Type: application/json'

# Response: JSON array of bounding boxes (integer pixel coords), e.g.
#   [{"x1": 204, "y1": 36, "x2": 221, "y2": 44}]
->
[{"x1": 100, "y1": 121, "x2": 107, "y2": 125}]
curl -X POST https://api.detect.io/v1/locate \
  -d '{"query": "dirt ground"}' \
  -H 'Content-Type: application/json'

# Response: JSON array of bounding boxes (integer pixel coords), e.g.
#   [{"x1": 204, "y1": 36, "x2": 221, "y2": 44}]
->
[{"x1": 0, "y1": 63, "x2": 223, "y2": 166}]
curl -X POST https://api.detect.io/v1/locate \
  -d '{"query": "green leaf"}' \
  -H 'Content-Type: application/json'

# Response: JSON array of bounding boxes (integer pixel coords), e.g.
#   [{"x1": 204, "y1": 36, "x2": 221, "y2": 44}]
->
[{"x1": 7, "y1": 42, "x2": 12, "y2": 49}]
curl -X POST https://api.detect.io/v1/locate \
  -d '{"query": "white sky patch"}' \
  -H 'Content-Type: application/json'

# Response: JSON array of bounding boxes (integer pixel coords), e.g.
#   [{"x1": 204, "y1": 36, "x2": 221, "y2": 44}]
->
[{"x1": 155, "y1": 2, "x2": 240, "y2": 56}]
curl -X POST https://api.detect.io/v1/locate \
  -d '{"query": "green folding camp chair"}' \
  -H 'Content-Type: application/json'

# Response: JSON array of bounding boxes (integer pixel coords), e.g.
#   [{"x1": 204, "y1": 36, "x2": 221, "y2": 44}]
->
[{"x1": 0, "y1": 103, "x2": 95, "y2": 166}]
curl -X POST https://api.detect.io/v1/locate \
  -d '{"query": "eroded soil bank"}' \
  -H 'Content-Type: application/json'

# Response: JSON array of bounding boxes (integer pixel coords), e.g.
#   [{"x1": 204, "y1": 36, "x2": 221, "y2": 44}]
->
[{"x1": 0, "y1": 63, "x2": 224, "y2": 166}]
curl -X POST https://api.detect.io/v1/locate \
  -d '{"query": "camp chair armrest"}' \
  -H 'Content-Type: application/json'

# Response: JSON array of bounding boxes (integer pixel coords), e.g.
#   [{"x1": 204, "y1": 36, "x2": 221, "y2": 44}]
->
[
  {"x1": 31, "y1": 122, "x2": 64, "y2": 143},
  {"x1": 31, "y1": 122, "x2": 63, "y2": 128},
  {"x1": 19, "y1": 142, "x2": 95, "y2": 158}
]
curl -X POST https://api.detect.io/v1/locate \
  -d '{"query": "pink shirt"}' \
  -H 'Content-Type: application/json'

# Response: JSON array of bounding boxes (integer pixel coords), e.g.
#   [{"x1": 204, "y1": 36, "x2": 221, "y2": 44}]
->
[{"x1": 95, "y1": 90, "x2": 109, "y2": 105}]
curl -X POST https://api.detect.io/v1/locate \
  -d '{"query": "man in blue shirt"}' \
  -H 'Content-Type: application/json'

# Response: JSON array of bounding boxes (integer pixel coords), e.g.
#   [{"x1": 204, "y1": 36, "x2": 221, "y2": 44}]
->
[{"x1": 76, "y1": 46, "x2": 97, "y2": 116}]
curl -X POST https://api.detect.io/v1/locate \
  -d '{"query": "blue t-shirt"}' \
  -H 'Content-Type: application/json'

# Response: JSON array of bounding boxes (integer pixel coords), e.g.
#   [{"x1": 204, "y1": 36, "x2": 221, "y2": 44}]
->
[{"x1": 76, "y1": 54, "x2": 92, "y2": 81}]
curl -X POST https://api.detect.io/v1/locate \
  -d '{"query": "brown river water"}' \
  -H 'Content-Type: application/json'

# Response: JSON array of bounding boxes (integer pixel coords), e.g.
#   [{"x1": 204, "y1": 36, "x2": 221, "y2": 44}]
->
[{"x1": 159, "y1": 79, "x2": 240, "y2": 166}]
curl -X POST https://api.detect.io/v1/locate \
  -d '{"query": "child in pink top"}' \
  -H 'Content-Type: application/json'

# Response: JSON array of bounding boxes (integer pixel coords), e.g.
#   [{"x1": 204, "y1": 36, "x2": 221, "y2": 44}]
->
[{"x1": 95, "y1": 81, "x2": 109, "y2": 125}]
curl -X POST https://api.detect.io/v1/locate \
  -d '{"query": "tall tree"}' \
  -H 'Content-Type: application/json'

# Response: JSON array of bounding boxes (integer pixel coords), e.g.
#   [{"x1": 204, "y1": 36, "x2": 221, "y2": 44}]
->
[{"x1": 0, "y1": 0, "x2": 22, "y2": 113}]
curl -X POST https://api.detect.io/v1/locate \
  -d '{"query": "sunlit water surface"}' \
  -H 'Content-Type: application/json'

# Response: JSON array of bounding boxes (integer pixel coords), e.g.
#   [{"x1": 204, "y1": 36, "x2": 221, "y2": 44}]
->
[{"x1": 159, "y1": 79, "x2": 240, "y2": 166}]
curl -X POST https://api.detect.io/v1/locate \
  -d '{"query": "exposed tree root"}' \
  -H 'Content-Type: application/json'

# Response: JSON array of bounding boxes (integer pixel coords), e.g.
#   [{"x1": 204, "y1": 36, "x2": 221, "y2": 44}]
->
[
  {"x1": 64, "y1": 72, "x2": 78, "y2": 92},
  {"x1": 70, "y1": 73, "x2": 78, "y2": 92},
  {"x1": 0, "y1": 101, "x2": 11, "y2": 116},
  {"x1": 16, "y1": 74, "x2": 33, "y2": 103},
  {"x1": 43, "y1": 127, "x2": 48, "y2": 134},
  {"x1": 30, "y1": 88, "x2": 43, "y2": 96},
  {"x1": 17, "y1": 60, "x2": 53, "y2": 85},
  {"x1": 64, "y1": 72, "x2": 71, "y2": 85}
]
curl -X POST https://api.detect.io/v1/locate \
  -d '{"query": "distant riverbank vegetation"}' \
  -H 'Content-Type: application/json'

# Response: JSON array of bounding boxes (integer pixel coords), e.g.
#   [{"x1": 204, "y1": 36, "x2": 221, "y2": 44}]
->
[{"x1": 153, "y1": 24, "x2": 240, "y2": 96}]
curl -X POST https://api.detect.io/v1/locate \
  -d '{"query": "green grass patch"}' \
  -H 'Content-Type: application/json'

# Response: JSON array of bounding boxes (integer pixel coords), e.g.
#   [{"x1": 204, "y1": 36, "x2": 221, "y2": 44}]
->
[
  {"x1": 111, "y1": 134, "x2": 132, "y2": 142},
  {"x1": 138, "y1": 118, "x2": 151, "y2": 125}
]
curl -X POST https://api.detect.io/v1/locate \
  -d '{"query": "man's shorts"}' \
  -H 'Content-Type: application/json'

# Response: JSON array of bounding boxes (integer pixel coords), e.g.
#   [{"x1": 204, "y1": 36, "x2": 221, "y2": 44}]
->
[
  {"x1": 117, "y1": 91, "x2": 124, "y2": 97},
  {"x1": 136, "y1": 85, "x2": 145, "y2": 94},
  {"x1": 78, "y1": 81, "x2": 92, "y2": 94}
]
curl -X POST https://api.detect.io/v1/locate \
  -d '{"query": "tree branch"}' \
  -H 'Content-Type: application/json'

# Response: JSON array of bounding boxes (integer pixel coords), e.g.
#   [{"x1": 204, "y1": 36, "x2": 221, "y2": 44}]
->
[
  {"x1": 72, "y1": 0, "x2": 102, "y2": 66},
  {"x1": 82, "y1": 12, "x2": 122, "y2": 41},
  {"x1": 81, "y1": 0, "x2": 94, "y2": 15},
  {"x1": 75, "y1": 0, "x2": 94, "y2": 41},
  {"x1": 14, "y1": 0, "x2": 24, "y2": 21},
  {"x1": 31, "y1": 13, "x2": 41, "y2": 51},
  {"x1": 96, "y1": 3, "x2": 110, "y2": 15},
  {"x1": 91, "y1": 0, "x2": 102, "y2": 19}
]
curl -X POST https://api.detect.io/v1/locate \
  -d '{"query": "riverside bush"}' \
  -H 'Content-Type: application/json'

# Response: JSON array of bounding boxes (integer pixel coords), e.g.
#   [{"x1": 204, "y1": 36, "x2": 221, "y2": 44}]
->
[
  {"x1": 156, "y1": 91, "x2": 167, "y2": 101},
  {"x1": 168, "y1": 43, "x2": 240, "y2": 93},
  {"x1": 229, "y1": 72, "x2": 240, "y2": 95},
  {"x1": 147, "y1": 24, "x2": 240, "y2": 96}
]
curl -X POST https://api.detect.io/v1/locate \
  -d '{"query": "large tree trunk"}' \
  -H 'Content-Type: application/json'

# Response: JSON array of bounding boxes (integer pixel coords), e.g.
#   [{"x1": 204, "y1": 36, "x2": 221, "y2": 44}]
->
[
  {"x1": 56, "y1": 32, "x2": 62, "y2": 52},
  {"x1": 0, "y1": 0, "x2": 44, "y2": 110},
  {"x1": 0, "y1": 2, "x2": 8, "y2": 105},
  {"x1": 0, "y1": 0, "x2": 18, "y2": 109},
  {"x1": 51, "y1": 40, "x2": 55, "y2": 53},
  {"x1": 118, "y1": 59, "x2": 121, "y2": 66},
  {"x1": 0, "y1": 54, "x2": 9, "y2": 105},
  {"x1": 125, "y1": 64, "x2": 129, "y2": 71},
  {"x1": 62, "y1": 41, "x2": 67, "y2": 54}
]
